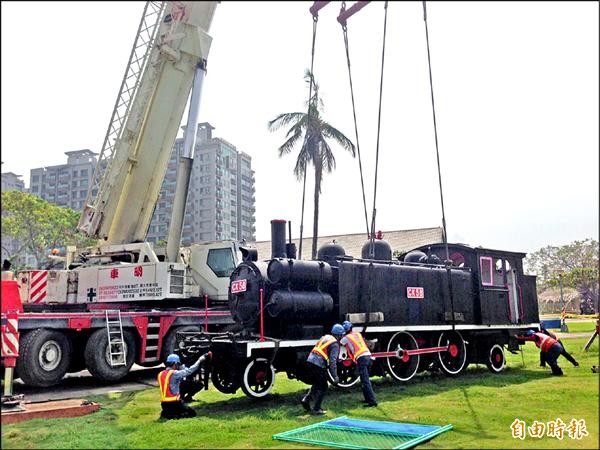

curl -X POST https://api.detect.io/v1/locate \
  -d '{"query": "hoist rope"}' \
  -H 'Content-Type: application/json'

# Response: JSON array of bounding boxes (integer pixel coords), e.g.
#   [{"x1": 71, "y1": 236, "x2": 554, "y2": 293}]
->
[
  {"x1": 423, "y1": 1, "x2": 455, "y2": 328},
  {"x1": 340, "y1": 2, "x2": 370, "y2": 238},
  {"x1": 368, "y1": 0, "x2": 389, "y2": 258},
  {"x1": 298, "y1": 15, "x2": 320, "y2": 260},
  {"x1": 423, "y1": 1, "x2": 449, "y2": 263},
  {"x1": 363, "y1": 1, "x2": 388, "y2": 335}
]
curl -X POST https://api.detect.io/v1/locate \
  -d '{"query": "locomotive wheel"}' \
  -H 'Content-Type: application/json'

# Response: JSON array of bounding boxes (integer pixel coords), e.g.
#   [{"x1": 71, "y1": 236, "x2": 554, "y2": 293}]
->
[
  {"x1": 437, "y1": 331, "x2": 467, "y2": 376},
  {"x1": 16, "y1": 329, "x2": 72, "y2": 387},
  {"x1": 211, "y1": 364, "x2": 241, "y2": 394},
  {"x1": 328, "y1": 345, "x2": 360, "y2": 388},
  {"x1": 486, "y1": 344, "x2": 506, "y2": 373},
  {"x1": 386, "y1": 331, "x2": 420, "y2": 382},
  {"x1": 240, "y1": 358, "x2": 275, "y2": 399}
]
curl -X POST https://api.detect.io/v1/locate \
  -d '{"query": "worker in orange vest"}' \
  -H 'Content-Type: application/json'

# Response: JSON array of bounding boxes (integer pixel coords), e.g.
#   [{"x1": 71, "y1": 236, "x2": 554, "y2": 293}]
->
[
  {"x1": 539, "y1": 326, "x2": 579, "y2": 368},
  {"x1": 341, "y1": 321, "x2": 377, "y2": 407},
  {"x1": 517, "y1": 330, "x2": 564, "y2": 375},
  {"x1": 301, "y1": 324, "x2": 343, "y2": 415},
  {"x1": 158, "y1": 352, "x2": 211, "y2": 419}
]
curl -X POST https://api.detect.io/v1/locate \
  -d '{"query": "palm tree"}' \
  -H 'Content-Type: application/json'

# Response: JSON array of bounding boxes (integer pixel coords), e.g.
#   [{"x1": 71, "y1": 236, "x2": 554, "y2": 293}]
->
[{"x1": 268, "y1": 70, "x2": 356, "y2": 259}]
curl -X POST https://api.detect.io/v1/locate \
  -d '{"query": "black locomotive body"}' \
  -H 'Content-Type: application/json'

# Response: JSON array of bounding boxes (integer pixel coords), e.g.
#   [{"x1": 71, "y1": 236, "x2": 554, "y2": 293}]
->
[{"x1": 179, "y1": 220, "x2": 540, "y2": 399}]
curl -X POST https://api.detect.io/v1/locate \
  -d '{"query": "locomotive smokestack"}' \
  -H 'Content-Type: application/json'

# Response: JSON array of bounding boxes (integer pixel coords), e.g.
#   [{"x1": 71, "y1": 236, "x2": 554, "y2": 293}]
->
[{"x1": 271, "y1": 219, "x2": 287, "y2": 259}]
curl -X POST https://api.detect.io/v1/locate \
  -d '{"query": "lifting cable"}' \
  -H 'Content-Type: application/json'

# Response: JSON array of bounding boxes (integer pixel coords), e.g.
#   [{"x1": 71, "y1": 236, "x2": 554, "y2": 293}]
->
[
  {"x1": 339, "y1": 1, "x2": 370, "y2": 238},
  {"x1": 337, "y1": 1, "x2": 386, "y2": 334},
  {"x1": 422, "y1": 1, "x2": 456, "y2": 329},
  {"x1": 298, "y1": 4, "x2": 323, "y2": 260},
  {"x1": 363, "y1": 1, "x2": 389, "y2": 335},
  {"x1": 368, "y1": 0, "x2": 389, "y2": 259}
]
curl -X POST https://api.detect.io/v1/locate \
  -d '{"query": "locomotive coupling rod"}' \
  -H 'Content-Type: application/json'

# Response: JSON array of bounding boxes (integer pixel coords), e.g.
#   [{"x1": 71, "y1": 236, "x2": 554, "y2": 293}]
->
[{"x1": 372, "y1": 345, "x2": 450, "y2": 360}]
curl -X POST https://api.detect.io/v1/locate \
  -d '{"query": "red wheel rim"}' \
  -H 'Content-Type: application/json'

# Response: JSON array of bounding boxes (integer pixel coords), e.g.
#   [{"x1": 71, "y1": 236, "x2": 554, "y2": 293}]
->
[{"x1": 449, "y1": 344, "x2": 459, "y2": 357}]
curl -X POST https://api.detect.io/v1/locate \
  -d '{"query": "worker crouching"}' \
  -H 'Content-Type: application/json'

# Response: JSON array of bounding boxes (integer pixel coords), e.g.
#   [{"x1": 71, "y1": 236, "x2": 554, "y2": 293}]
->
[
  {"x1": 301, "y1": 324, "x2": 344, "y2": 415},
  {"x1": 518, "y1": 330, "x2": 564, "y2": 375},
  {"x1": 158, "y1": 352, "x2": 211, "y2": 419}
]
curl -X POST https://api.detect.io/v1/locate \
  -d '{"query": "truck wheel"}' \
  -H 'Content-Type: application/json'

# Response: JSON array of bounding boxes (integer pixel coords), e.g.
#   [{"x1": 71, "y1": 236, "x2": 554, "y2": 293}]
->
[
  {"x1": 84, "y1": 328, "x2": 136, "y2": 382},
  {"x1": 160, "y1": 325, "x2": 202, "y2": 363},
  {"x1": 16, "y1": 329, "x2": 72, "y2": 387}
]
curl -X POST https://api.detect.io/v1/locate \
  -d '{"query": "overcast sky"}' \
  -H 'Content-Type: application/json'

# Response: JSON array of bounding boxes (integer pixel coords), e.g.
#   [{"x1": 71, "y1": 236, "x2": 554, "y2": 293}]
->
[{"x1": 1, "y1": 1, "x2": 598, "y2": 254}]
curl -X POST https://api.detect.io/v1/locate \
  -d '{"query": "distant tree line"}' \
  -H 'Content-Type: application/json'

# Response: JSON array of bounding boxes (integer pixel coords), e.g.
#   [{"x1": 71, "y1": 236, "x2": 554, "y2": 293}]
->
[
  {"x1": 1, "y1": 191, "x2": 95, "y2": 269},
  {"x1": 525, "y1": 238, "x2": 599, "y2": 313}
]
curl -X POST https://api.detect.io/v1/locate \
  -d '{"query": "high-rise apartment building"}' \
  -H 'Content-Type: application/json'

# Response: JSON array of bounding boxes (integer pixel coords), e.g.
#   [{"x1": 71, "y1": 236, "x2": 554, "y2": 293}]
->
[
  {"x1": 147, "y1": 122, "x2": 256, "y2": 245},
  {"x1": 29, "y1": 149, "x2": 98, "y2": 211},
  {"x1": 1, "y1": 172, "x2": 25, "y2": 192}
]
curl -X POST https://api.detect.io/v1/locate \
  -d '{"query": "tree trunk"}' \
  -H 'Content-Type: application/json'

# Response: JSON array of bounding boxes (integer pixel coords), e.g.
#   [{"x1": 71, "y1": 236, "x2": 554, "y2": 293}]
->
[{"x1": 311, "y1": 157, "x2": 322, "y2": 260}]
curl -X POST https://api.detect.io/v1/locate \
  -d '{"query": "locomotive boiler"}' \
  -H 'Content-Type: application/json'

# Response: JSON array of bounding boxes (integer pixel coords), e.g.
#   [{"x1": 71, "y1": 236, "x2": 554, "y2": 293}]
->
[{"x1": 178, "y1": 219, "x2": 540, "y2": 399}]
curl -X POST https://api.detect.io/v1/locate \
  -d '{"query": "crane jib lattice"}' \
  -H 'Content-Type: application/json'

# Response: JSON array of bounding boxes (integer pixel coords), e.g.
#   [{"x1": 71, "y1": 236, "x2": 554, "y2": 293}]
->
[{"x1": 273, "y1": 416, "x2": 452, "y2": 449}]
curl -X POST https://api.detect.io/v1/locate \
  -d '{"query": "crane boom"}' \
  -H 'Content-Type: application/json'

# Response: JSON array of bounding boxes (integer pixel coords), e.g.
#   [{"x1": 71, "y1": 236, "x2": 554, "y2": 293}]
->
[{"x1": 78, "y1": 1, "x2": 218, "y2": 245}]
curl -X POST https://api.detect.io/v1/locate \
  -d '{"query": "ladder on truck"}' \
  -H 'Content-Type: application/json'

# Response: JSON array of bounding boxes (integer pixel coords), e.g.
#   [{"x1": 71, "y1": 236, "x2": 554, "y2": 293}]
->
[{"x1": 105, "y1": 310, "x2": 127, "y2": 366}]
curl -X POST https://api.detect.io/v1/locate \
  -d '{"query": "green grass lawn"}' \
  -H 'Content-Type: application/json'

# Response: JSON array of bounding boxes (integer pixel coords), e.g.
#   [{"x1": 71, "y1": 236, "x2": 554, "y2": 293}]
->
[
  {"x1": 2, "y1": 337, "x2": 598, "y2": 449},
  {"x1": 563, "y1": 321, "x2": 598, "y2": 333}
]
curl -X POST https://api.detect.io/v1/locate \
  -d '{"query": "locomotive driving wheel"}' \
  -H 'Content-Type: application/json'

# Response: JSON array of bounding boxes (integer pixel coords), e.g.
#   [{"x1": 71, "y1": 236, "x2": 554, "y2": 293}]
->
[
  {"x1": 211, "y1": 363, "x2": 241, "y2": 394},
  {"x1": 240, "y1": 357, "x2": 275, "y2": 399},
  {"x1": 486, "y1": 344, "x2": 506, "y2": 373},
  {"x1": 328, "y1": 344, "x2": 360, "y2": 388},
  {"x1": 386, "y1": 331, "x2": 420, "y2": 382},
  {"x1": 437, "y1": 331, "x2": 467, "y2": 376}
]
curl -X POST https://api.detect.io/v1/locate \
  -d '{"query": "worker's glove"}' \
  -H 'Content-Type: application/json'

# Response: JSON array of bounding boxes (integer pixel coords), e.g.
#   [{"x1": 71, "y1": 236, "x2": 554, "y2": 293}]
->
[{"x1": 197, "y1": 351, "x2": 212, "y2": 364}]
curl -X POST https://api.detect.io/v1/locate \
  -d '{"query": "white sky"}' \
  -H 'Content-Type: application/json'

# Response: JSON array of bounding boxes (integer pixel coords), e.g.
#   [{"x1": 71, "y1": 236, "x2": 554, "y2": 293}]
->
[{"x1": 1, "y1": 1, "x2": 598, "y2": 254}]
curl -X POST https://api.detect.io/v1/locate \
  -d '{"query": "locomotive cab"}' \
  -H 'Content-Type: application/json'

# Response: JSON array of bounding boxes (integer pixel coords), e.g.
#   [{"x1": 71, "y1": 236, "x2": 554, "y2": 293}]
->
[{"x1": 406, "y1": 243, "x2": 539, "y2": 325}]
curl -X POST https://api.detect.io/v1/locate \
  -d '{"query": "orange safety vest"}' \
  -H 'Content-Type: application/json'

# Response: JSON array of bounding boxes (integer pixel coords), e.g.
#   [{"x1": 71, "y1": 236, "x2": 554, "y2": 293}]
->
[
  {"x1": 534, "y1": 332, "x2": 558, "y2": 353},
  {"x1": 311, "y1": 335, "x2": 337, "y2": 361},
  {"x1": 343, "y1": 332, "x2": 370, "y2": 362},
  {"x1": 158, "y1": 369, "x2": 180, "y2": 402}
]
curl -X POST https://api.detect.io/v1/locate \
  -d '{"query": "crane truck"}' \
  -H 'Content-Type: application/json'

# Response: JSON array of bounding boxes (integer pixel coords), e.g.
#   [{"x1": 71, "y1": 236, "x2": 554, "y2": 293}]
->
[{"x1": 1, "y1": 1, "x2": 242, "y2": 389}]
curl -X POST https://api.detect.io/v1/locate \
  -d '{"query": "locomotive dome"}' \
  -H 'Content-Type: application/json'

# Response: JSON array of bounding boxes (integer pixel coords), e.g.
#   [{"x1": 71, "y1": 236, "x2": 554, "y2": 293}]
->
[
  {"x1": 361, "y1": 239, "x2": 392, "y2": 261},
  {"x1": 317, "y1": 241, "x2": 346, "y2": 265}
]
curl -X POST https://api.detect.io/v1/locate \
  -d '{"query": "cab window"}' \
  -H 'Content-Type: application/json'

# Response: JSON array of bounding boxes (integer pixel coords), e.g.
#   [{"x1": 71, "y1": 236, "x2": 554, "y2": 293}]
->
[{"x1": 207, "y1": 248, "x2": 236, "y2": 278}]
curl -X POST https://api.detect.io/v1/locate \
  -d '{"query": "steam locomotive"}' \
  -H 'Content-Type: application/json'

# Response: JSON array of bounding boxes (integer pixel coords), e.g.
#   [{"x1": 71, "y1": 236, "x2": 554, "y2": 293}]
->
[{"x1": 178, "y1": 219, "x2": 540, "y2": 399}]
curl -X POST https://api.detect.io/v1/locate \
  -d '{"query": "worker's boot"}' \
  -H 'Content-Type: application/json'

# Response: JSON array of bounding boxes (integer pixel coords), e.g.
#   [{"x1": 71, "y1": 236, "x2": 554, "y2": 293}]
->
[{"x1": 311, "y1": 389, "x2": 326, "y2": 415}]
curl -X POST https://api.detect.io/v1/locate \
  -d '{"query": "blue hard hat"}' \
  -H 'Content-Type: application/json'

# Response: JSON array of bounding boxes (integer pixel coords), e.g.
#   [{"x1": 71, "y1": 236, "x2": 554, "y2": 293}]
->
[
  {"x1": 331, "y1": 324, "x2": 345, "y2": 335},
  {"x1": 526, "y1": 329, "x2": 535, "y2": 336},
  {"x1": 342, "y1": 320, "x2": 352, "y2": 331},
  {"x1": 166, "y1": 353, "x2": 180, "y2": 364}
]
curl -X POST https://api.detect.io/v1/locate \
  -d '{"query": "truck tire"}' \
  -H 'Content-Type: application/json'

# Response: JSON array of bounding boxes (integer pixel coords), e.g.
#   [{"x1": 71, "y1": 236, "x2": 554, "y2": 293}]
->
[
  {"x1": 16, "y1": 329, "x2": 72, "y2": 387},
  {"x1": 160, "y1": 325, "x2": 201, "y2": 363},
  {"x1": 84, "y1": 328, "x2": 136, "y2": 382}
]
